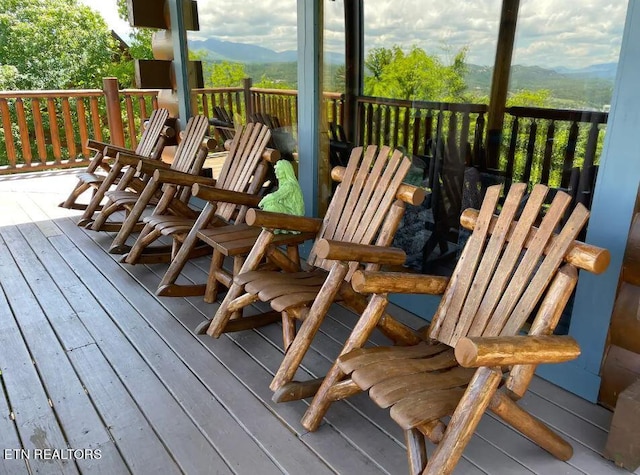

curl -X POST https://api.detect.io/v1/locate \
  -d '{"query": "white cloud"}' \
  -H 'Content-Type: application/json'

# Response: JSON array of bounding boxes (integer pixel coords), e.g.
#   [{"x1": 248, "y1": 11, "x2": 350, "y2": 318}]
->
[
  {"x1": 81, "y1": 0, "x2": 626, "y2": 69},
  {"x1": 78, "y1": 0, "x2": 131, "y2": 39}
]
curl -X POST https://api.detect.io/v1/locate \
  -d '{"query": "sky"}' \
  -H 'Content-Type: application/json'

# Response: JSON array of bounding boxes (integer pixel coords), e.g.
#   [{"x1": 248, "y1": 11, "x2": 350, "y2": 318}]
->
[{"x1": 78, "y1": 0, "x2": 627, "y2": 69}]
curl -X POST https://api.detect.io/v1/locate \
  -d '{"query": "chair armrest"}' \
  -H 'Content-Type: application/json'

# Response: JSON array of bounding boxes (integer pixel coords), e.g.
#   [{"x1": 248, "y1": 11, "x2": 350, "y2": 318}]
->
[
  {"x1": 103, "y1": 144, "x2": 136, "y2": 158},
  {"x1": 454, "y1": 335, "x2": 581, "y2": 368},
  {"x1": 351, "y1": 270, "x2": 449, "y2": 295},
  {"x1": 316, "y1": 239, "x2": 406, "y2": 266},
  {"x1": 192, "y1": 184, "x2": 260, "y2": 207},
  {"x1": 152, "y1": 168, "x2": 217, "y2": 187},
  {"x1": 128, "y1": 155, "x2": 170, "y2": 174},
  {"x1": 114, "y1": 152, "x2": 147, "y2": 167},
  {"x1": 86, "y1": 139, "x2": 110, "y2": 152},
  {"x1": 246, "y1": 208, "x2": 323, "y2": 233}
]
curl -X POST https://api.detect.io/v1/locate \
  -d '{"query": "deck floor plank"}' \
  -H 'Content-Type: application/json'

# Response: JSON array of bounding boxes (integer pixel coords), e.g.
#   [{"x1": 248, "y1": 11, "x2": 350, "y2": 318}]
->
[
  {"x1": 0, "y1": 224, "x2": 128, "y2": 474},
  {"x1": 0, "y1": 238, "x2": 80, "y2": 475},
  {"x1": 45, "y1": 227, "x2": 266, "y2": 475},
  {"x1": 14, "y1": 221, "x2": 182, "y2": 475},
  {"x1": 0, "y1": 393, "x2": 27, "y2": 475}
]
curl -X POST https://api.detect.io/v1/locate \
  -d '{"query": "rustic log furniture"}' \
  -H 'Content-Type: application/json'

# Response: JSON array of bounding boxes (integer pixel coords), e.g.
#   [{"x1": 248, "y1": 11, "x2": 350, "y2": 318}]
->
[
  {"x1": 201, "y1": 145, "x2": 426, "y2": 403},
  {"x1": 300, "y1": 183, "x2": 610, "y2": 475},
  {"x1": 120, "y1": 122, "x2": 277, "y2": 272},
  {"x1": 85, "y1": 115, "x2": 211, "y2": 243},
  {"x1": 59, "y1": 108, "x2": 172, "y2": 212}
]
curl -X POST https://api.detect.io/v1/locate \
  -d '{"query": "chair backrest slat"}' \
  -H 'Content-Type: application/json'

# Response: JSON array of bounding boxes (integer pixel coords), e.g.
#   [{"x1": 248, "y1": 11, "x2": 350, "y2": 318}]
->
[
  {"x1": 481, "y1": 190, "x2": 572, "y2": 336},
  {"x1": 216, "y1": 123, "x2": 271, "y2": 221},
  {"x1": 136, "y1": 108, "x2": 169, "y2": 157},
  {"x1": 449, "y1": 183, "x2": 527, "y2": 342},
  {"x1": 333, "y1": 146, "x2": 391, "y2": 242},
  {"x1": 307, "y1": 145, "x2": 412, "y2": 274},
  {"x1": 428, "y1": 183, "x2": 592, "y2": 348},
  {"x1": 320, "y1": 146, "x2": 378, "y2": 245},
  {"x1": 172, "y1": 115, "x2": 210, "y2": 173},
  {"x1": 429, "y1": 184, "x2": 503, "y2": 342}
]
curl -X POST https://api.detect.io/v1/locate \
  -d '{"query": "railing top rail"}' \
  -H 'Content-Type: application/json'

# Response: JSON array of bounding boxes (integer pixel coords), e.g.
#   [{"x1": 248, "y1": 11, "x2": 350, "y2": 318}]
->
[
  {"x1": 120, "y1": 89, "x2": 160, "y2": 96},
  {"x1": 250, "y1": 87, "x2": 298, "y2": 96},
  {"x1": 356, "y1": 95, "x2": 489, "y2": 113},
  {"x1": 0, "y1": 89, "x2": 104, "y2": 98},
  {"x1": 192, "y1": 87, "x2": 244, "y2": 94},
  {"x1": 506, "y1": 105, "x2": 609, "y2": 124}
]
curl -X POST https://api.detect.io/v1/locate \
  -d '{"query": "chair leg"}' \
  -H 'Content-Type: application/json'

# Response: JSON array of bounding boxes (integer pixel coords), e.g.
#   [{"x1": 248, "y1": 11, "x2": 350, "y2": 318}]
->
[
  {"x1": 282, "y1": 311, "x2": 296, "y2": 352},
  {"x1": 204, "y1": 250, "x2": 226, "y2": 303},
  {"x1": 60, "y1": 181, "x2": 91, "y2": 209},
  {"x1": 157, "y1": 202, "x2": 219, "y2": 297},
  {"x1": 109, "y1": 178, "x2": 161, "y2": 252},
  {"x1": 269, "y1": 262, "x2": 349, "y2": 392},
  {"x1": 79, "y1": 162, "x2": 125, "y2": 225},
  {"x1": 489, "y1": 391, "x2": 573, "y2": 461},
  {"x1": 301, "y1": 293, "x2": 389, "y2": 430},
  {"x1": 89, "y1": 200, "x2": 118, "y2": 230},
  {"x1": 405, "y1": 429, "x2": 428, "y2": 475},
  {"x1": 124, "y1": 224, "x2": 162, "y2": 264},
  {"x1": 207, "y1": 229, "x2": 276, "y2": 337},
  {"x1": 424, "y1": 367, "x2": 502, "y2": 475}
]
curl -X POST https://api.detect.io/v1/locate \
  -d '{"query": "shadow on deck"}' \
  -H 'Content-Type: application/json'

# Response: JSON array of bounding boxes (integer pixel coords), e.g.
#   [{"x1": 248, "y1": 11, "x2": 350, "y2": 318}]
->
[{"x1": 0, "y1": 171, "x2": 630, "y2": 475}]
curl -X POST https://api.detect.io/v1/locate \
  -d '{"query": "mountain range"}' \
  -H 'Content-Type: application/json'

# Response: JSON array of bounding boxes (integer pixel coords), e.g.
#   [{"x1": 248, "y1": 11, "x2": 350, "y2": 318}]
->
[
  {"x1": 190, "y1": 38, "x2": 345, "y2": 64},
  {"x1": 189, "y1": 37, "x2": 618, "y2": 81}
]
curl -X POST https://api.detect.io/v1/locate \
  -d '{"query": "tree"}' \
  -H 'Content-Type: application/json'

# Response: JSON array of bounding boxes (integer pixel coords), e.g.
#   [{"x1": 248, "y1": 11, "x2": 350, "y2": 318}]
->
[
  {"x1": 365, "y1": 47, "x2": 395, "y2": 81},
  {"x1": 0, "y1": 0, "x2": 117, "y2": 89},
  {"x1": 363, "y1": 45, "x2": 469, "y2": 102},
  {"x1": 209, "y1": 61, "x2": 246, "y2": 87}
]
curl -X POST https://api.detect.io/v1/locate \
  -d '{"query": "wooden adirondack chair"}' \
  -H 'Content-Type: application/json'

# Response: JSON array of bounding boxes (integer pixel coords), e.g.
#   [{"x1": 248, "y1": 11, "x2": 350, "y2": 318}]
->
[
  {"x1": 203, "y1": 145, "x2": 426, "y2": 402},
  {"x1": 209, "y1": 106, "x2": 236, "y2": 145},
  {"x1": 120, "y1": 122, "x2": 277, "y2": 269},
  {"x1": 299, "y1": 183, "x2": 610, "y2": 475},
  {"x1": 86, "y1": 115, "x2": 211, "y2": 243},
  {"x1": 60, "y1": 108, "x2": 172, "y2": 211}
]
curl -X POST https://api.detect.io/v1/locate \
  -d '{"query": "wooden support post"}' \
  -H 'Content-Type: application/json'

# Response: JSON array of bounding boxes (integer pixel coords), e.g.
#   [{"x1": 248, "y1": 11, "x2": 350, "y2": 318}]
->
[
  {"x1": 343, "y1": 0, "x2": 363, "y2": 142},
  {"x1": 485, "y1": 0, "x2": 520, "y2": 170},
  {"x1": 243, "y1": 77, "x2": 253, "y2": 123},
  {"x1": 103, "y1": 77, "x2": 125, "y2": 147}
]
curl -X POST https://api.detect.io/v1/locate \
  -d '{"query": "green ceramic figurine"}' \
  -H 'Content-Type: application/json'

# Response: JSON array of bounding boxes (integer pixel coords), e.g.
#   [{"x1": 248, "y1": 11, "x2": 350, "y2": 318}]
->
[{"x1": 258, "y1": 160, "x2": 304, "y2": 233}]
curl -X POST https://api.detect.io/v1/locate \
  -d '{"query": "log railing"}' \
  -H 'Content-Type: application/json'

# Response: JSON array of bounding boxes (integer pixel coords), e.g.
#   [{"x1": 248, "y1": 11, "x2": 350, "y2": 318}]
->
[
  {"x1": 355, "y1": 95, "x2": 488, "y2": 165},
  {"x1": 193, "y1": 79, "x2": 344, "y2": 131},
  {"x1": 502, "y1": 106, "x2": 608, "y2": 205},
  {"x1": 0, "y1": 78, "x2": 158, "y2": 174},
  {"x1": 0, "y1": 77, "x2": 608, "y2": 196}
]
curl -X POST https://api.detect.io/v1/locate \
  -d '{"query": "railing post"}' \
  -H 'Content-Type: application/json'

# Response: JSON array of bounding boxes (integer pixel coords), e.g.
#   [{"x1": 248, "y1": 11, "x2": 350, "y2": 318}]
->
[
  {"x1": 103, "y1": 77, "x2": 125, "y2": 146},
  {"x1": 243, "y1": 77, "x2": 253, "y2": 123}
]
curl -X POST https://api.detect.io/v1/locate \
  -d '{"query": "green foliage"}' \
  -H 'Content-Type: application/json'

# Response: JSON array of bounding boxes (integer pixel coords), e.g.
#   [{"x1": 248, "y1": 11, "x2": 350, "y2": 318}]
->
[
  {"x1": 208, "y1": 61, "x2": 247, "y2": 87},
  {"x1": 0, "y1": 65, "x2": 20, "y2": 90},
  {"x1": 0, "y1": 0, "x2": 117, "y2": 89},
  {"x1": 365, "y1": 47, "x2": 394, "y2": 80},
  {"x1": 363, "y1": 45, "x2": 469, "y2": 102},
  {"x1": 253, "y1": 74, "x2": 294, "y2": 90},
  {"x1": 507, "y1": 89, "x2": 552, "y2": 108}
]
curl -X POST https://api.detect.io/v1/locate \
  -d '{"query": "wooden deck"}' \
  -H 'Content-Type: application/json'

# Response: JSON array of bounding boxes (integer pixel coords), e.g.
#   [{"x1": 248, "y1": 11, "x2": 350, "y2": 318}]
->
[{"x1": 0, "y1": 170, "x2": 634, "y2": 475}]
